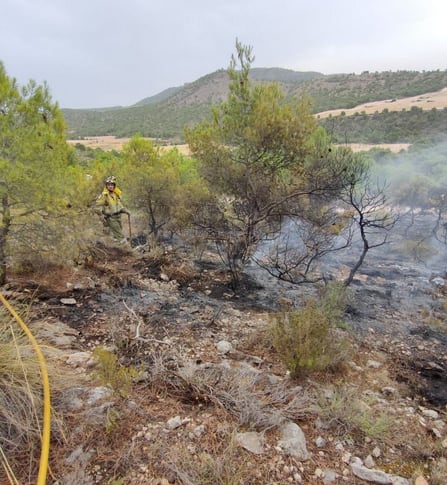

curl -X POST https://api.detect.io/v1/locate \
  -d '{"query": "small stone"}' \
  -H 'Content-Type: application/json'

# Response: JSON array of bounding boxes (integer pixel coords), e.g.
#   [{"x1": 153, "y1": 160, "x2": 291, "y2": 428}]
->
[
  {"x1": 60, "y1": 297, "x2": 77, "y2": 305},
  {"x1": 372, "y1": 446, "x2": 381, "y2": 458},
  {"x1": 381, "y1": 386, "x2": 397, "y2": 395},
  {"x1": 422, "y1": 409, "x2": 439, "y2": 419},
  {"x1": 193, "y1": 424, "x2": 205, "y2": 437},
  {"x1": 166, "y1": 416, "x2": 183, "y2": 429},
  {"x1": 414, "y1": 476, "x2": 429, "y2": 485},
  {"x1": 216, "y1": 340, "x2": 233, "y2": 354},
  {"x1": 342, "y1": 452, "x2": 352, "y2": 463},
  {"x1": 293, "y1": 472, "x2": 302, "y2": 482},
  {"x1": 315, "y1": 436, "x2": 326, "y2": 447},
  {"x1": 322, "y1": 469, "x2": 337, "y2": 483},
  {"x1": 364, "y1": 455, "x2": 375, "y2": 468}
]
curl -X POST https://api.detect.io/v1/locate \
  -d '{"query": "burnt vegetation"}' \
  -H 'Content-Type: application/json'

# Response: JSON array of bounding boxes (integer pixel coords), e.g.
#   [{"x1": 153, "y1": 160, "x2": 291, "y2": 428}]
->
[{"x1": 2, "y1": 46, "x2": 447, "y2": 484}]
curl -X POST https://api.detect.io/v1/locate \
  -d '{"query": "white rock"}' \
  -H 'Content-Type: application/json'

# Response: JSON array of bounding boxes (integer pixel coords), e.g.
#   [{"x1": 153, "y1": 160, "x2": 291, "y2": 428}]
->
[
  {"x1": 65, "y1": 351, "x2": 95, "y2": 368},
  {"x1": 60, "y1": 297, "x2": 77, "y2": 305},
  {"x1": 216, "y1": 340, "x2": 233, "y2": 354},
  {"x1": 422, "y1": 409, "x2": 439, "y2": 419},
  {"x1": 166, "y1": 416, "x2": 188, "y2": 429},
  {"x1": 277, "y1": 421, "x2": 311, "y2": 460},
  {"x1": 367, "y1": 359, "x2": 382, "y2": 369},
  {"x1": 372, "y1": 446, "x2": 382, "y2": 458},
  {"x1": 315, "y1": 436, "x2": 326, "y2": 447},
  {"x1": 235, "y1": 431, "x2": 265, "y2": 455}
]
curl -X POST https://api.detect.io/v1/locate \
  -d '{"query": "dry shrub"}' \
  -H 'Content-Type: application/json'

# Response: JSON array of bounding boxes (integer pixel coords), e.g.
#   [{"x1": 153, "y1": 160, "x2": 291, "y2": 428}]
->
[
  {"x1": 165, "y1": 433, "x2": 250, "y2": 485},
  {"x1": 176, "y1": 361, "x2": 315, "y2": 430},
  {"x1": 317, "y1": 385, "x2": 393, "y2": 443},
  {"x1": 161, "y1": 259, "x2": 196, "y2": 285},
  {"x1": 0, "y1": 321, "x2": 43, "y2": 463},
  {"x1": 400, "y1": 239, "x2": 436, "y2": 262},
  {"x1": 270, "y1": 283, "x2": 352, "y2": 377},
  {"x1": 0, "y1": 306, "x2": 71, "y2": 483},
  {"x1": 138, "y1": 351, "x2": 314, "y2": 431},
  {"x1": 8, "y1": 212, "x2": 99, "y2": 273},
  {"x1": 143, "y1": 350, "x2": 178, "y2": 395},
  {"x1": 431, "y1": 457, "x2": 447, "y2": 485},
  {"x1": 134, "y1": 425, "x2": 253, "y2": 485}
]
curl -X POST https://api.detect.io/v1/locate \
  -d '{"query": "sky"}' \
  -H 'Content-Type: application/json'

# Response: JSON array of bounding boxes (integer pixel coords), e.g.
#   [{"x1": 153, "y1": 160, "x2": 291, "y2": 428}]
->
[{"x1": 1, "y1": 0, "x2": 446, "y2": 109}]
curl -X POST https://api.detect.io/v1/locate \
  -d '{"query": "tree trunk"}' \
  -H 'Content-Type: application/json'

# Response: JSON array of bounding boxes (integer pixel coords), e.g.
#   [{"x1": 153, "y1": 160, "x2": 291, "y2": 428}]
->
[
  {"x1": 344, "y1": 225, "x2": 368, "y2": 287},
  {"x1": 0, "y1": 191, "x2": 11, "y2": 285}
]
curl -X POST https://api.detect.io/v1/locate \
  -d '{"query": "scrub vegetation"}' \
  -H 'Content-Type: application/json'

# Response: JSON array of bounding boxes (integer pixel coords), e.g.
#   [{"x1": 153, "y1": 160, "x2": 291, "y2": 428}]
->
[{"x1": 1, "y1": 42, "x2": 447, "y2": 483}]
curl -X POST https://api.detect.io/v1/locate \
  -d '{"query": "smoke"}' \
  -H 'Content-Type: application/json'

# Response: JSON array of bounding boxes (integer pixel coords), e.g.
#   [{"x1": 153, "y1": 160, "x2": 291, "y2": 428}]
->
[
  {"x1": 364, "y1": 140, "x2": 447, "y2": 272},
  {"x1": 371, "y1": 139, "x2": 447, "y2": 206}
]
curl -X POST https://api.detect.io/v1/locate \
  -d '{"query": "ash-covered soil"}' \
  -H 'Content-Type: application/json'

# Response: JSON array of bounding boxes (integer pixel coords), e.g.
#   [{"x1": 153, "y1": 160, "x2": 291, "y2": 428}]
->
[{"x1": 3, "y1": 231, "x2": 447, "y2": 484}]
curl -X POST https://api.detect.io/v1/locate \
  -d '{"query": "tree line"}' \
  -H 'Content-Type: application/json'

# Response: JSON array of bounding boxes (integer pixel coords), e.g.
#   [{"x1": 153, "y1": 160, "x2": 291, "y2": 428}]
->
[
  {"x1": 62, "y1": 68, "x2": 447, "y2": 141},
  {"x1": 319, "y1": 106, "x2": 447, "y2": 144}
]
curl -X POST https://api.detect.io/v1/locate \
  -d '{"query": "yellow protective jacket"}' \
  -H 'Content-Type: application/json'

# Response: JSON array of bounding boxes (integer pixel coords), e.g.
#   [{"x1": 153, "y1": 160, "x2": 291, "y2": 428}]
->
[{"x1": 96, "y1": 186, "x2": 125, "y2": 216}]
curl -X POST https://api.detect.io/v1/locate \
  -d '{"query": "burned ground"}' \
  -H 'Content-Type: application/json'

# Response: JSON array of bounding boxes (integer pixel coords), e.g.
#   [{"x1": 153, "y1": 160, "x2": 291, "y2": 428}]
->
[{"x1": 2, "y1": 235, "x2": 447, "y2": 484}]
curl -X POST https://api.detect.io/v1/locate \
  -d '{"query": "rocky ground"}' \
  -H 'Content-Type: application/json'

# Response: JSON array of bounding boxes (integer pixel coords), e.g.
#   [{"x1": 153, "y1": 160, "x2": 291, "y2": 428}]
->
[{"x1": 2, "y1": 236, "x2": 447, "y2": 484}]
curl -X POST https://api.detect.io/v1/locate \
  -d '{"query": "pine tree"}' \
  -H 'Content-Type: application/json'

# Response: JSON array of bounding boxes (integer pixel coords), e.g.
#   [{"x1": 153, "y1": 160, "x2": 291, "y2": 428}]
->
[{"x1": 0, "y1": 62, "x2": 71, "y2": 283}]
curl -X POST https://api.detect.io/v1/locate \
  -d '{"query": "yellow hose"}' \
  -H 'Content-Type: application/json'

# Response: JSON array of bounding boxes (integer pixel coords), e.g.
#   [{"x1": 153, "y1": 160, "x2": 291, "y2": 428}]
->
[{"x1": 0, "y1": 292, "x2": 51, "y2": 485}]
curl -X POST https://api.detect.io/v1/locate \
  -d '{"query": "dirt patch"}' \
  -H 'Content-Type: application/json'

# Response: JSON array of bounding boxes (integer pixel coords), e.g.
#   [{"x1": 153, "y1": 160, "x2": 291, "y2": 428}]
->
[
  {"x1": 316, "y1": 87, "x2": 447, "y2": 119},
  {"x1": 67, "y1": 136, "x2": 191, "y2": 154},
  {"x1": 3, "y1": 241, "x2": 447, "y2": 484},
  {"x1": 343, "y1": 143, "x2": 411, "y2": 153},
  {"x1": 69, "y1": 136, "x2": 410, "y2": 155}
]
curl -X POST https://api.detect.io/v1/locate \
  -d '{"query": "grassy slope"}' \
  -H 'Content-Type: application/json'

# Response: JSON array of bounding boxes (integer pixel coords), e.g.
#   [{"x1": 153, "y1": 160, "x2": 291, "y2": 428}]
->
[{"x1": 63, "y1": 68, "x2": 447, "y2": 142}]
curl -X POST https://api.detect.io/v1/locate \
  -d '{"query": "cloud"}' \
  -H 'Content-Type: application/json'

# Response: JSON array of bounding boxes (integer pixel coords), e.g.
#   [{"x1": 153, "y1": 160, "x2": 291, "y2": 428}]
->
[{"x1": 1, "y1": 0, "x2": 446, "y2": 108}]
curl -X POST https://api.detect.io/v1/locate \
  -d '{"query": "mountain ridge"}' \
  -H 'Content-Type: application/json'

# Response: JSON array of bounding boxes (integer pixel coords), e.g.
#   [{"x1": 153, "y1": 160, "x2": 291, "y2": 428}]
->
[{"x1": 62, "y1": 67, "x2": 447, "y2": 141}]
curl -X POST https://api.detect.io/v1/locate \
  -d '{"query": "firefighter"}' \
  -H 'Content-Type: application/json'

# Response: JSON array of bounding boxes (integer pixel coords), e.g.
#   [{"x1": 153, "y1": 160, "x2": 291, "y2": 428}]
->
[{"x1": 96, "y1": 176, "x2": 130, "y2": 243}]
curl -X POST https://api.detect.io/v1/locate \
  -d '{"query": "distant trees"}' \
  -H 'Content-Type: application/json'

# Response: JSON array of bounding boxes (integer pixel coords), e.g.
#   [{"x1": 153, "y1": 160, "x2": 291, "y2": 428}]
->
[
  {"x1": 381, "y1": 141, "x2": 447, "y2": 246},
  {"x1": 62, "y1": 68, "x2": 447, "y2": 143},
  {"x1": 0, "y1": 62, "x2": 73, "y2": 284},
  {"x1": 318, "y1": 107, "x2": 447, "y2": 144}
]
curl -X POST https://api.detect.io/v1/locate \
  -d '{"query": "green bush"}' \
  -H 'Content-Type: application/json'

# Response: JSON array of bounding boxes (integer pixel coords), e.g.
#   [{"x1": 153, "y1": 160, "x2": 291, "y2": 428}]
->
[
  {"x1": 270, "y1": 283, "x2": 351, "y2": 377},
  {"x1": 92, "y1": 347, "x2": 138, "y2": 397}
]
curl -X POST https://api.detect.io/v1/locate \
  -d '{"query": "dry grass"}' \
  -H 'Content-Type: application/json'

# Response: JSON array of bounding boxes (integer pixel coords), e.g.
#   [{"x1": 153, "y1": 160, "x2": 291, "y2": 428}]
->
[
  {"x1": 68, "y1": 88, "x2": 447, "y2": 154},
  {"x1": 317, "y1": 87, "x2": 447, "y2": 119},
  {"x1": 68, "y1": 136, "x2": 409, "y2": 155},
  {"x1": 67, "y1": 136, "x2": 191, "y2": 154},
  {"x1": 0, "y1": 309, "x2": 58, "y2": 483}
]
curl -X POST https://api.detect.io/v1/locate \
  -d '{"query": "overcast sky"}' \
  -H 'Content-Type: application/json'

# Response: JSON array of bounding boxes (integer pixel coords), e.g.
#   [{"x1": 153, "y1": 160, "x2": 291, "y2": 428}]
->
[{"x1": 2, "y1": 0, "x2": 446, "y2": 109}]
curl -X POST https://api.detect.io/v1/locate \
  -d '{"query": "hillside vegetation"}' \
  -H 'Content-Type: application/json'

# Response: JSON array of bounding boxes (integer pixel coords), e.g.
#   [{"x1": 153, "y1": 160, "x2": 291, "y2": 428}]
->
[
  {"x1": 3, "y1": 47, "x2": 447, "y2": 485},
  {"x1": 63, "y1": 68, "x2": 447, "y2": 142}
]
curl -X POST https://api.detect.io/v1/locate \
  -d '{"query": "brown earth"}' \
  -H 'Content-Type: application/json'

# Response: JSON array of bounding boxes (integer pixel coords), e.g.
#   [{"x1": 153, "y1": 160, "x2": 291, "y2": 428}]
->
[
  {"x1": 67, "y1": 87, "x2": 447, "y2": 154},
  {"x1": 67, "y1": 137, "x2": 411, "y2": 154},
  {"x1": 2, "y1": 241, "x2": 447, "y2": 484},
  {"x1": 317, "y1": 87, "x2": 447, "y2": 119},
  {"x1": 67, "y1": 136, "x2": 191, "y2": 154}
]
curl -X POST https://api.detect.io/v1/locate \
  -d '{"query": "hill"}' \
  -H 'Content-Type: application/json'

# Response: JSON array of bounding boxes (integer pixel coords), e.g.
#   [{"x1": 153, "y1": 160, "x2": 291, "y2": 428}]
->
[{"x1": 63, "y1": 68, "x2": 447, "y2": 143}]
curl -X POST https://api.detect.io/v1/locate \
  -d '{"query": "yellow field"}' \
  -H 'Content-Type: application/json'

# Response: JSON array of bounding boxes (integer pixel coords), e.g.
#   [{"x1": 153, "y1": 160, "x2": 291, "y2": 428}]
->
[
  {"x1": 67, "y1": 87, "x2": 446, "y2": 154},
  {"x1": 67, "y1": 136, "x2": 191, "y2": 154},
  {"x1": 67, "y1": 136, "x2": 410, "y2": 154},
  {"x1": 317, "y1": 87, "x2": 447, "y2": 119}
]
